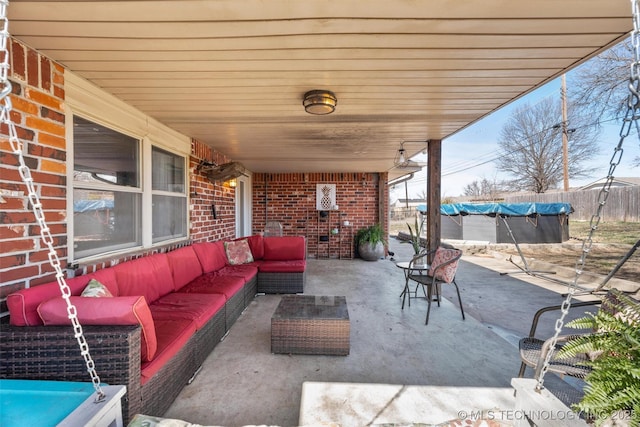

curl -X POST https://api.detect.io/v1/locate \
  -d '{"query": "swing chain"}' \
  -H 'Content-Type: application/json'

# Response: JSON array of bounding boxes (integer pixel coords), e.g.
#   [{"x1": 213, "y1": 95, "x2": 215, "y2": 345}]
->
[
  {"x1": 0, "y1": 0, "x2": 105, "y2": 402},
  {"x1": 535, "y1": 0, "x2": 640, "y2": 392}
]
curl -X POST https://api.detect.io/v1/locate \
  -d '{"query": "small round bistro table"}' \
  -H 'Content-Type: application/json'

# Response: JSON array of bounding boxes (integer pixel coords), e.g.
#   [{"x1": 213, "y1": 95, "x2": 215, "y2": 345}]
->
[{"x1": 395, "y1": 261, "x2": 430, "y2": 309}]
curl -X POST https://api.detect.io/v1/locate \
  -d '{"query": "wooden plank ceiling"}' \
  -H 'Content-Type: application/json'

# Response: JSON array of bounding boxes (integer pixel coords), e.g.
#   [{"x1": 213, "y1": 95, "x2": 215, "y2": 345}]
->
[{"x1": 7, "y1": 1, "x2": 633, "y2": 180}]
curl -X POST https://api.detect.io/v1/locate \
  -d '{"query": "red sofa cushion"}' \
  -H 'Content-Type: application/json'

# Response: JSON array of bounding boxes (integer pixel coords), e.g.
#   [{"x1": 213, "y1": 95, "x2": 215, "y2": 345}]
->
[
  {"x1": 263, "y1": 236, "x2": 306, "y2": 261},
  {"x1": 167, "y1": 246, "x2": 203, "y2": 291},
  {"x1": 7, "y1": 269, "x2": 118, "y2": 326},
  {"x1": 216, "y1": 264, "x2": 259, "y2": 282},
  {"x1": 192, "y1": 241, "x2": 227, "y2": 273},
  {"x1": 87, "y1": 268, "x2": 120, "y2": 296},
  {"x1": 141, "y1": 317, "x2": 196, "y2": 384},
  {"x1": 114, "y1": 253, "x2": 174, "y2": 303},
  {"x1": 258, "y1": 260, "x2": 306, "y2": 273},
  {"x1": 150, "y1": 292, "x2": 225, "y2": 328},
  {"x1": 180, "y1": 274, "x2": 245, "y2": 299},
  {"x1": 244, "y1": 235, "x2": 264, "y2": 260},
  {"x1": 37, "y1": 295, "x2": 157, "y2": 362}
]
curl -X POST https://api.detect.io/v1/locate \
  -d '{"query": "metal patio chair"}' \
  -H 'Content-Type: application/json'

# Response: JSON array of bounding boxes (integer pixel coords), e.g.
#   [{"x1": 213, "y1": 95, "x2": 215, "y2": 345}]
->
[
  {"x1": 405, "y1": 246, "x2": 465, "y2": 325},
  {"x1": 517, "y1": 299, "x2": 600, "y2": 381}
]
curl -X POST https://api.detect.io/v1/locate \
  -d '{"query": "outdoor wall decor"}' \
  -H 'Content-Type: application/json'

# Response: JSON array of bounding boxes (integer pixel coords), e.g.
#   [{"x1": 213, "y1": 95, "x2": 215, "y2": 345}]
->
[
  {"x1": 197, "y1": 161, "x2": 247, "y2": 183},
  {"x1": 316, "y1": 184, "x2": 337, "y2": 211}
]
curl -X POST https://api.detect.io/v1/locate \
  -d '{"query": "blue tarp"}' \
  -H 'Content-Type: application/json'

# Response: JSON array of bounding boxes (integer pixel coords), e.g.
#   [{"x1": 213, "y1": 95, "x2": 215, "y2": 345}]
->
[
  {"x1": 74, "y1": 199, "x2": 114, "y2": 213},
  {"x1": 416, "y1": 202, "x2": 572, "y2": 216}
]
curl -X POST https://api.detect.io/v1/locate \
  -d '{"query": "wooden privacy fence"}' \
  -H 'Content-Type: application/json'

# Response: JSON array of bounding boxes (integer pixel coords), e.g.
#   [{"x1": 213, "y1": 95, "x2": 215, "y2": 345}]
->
[
  {"x1": 390, "y1": 207, "x2": 421, "y2": 220},
  {"x1": 504, "y1": 186, "x2": 639, "y2": 222}
]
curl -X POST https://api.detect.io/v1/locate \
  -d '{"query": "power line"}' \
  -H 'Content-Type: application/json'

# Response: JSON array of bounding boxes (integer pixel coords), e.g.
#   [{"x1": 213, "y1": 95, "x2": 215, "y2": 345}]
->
[
  {"x1": 394, "y1": 116, "x2": 631, "y2": 194},
  {"x1": 439, "y1": 116, "x2": 625, "y2": 177}
]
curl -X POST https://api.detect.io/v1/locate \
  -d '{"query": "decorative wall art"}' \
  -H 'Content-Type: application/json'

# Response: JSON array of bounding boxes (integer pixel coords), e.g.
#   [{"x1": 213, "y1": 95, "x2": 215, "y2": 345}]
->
[{"x1": 316, "y1": 183, "x2": 337, "y2": 211}]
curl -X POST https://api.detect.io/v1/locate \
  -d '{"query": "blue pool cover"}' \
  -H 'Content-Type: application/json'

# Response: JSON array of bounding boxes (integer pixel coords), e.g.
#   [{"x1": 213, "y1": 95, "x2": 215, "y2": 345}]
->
[{"x1": 416, "y1": 202, "x2": 573, "y2": 216}]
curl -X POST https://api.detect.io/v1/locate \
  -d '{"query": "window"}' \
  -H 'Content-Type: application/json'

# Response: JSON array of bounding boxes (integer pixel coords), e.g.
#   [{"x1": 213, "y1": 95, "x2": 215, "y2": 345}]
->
[
  {"x1": 152, "y1": 147, "x2": 187, "y2": 243},
  {"x1": 73, "y1": 116, "x2": 142, "y2": 258},
  {"x1": 72, "y1": 116, "x2": 188, "y2": 260}
]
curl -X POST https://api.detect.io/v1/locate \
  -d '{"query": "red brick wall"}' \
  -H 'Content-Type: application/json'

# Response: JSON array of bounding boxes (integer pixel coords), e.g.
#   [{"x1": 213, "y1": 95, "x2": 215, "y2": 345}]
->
[
  {"x1": 0, "y1": 40, "x2": 67, "y2": 308},
  {"x1": 0, "y1": 41, "x2": 237, "y2": 317},
  {"x1": 252, "y1": 172, "x2": 389, "y2": 258}
]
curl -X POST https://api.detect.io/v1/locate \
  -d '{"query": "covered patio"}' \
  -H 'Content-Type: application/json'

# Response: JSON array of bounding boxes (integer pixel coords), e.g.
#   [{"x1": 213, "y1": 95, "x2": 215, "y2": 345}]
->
[
  {"x1": 3, "y1": 0, "x2": 634, "y2": 258},
  {"x1": 163, "y1": 238, "x2": 599, "y2": 426},
  {"x1": 1, "y1": 2, "x2": 637, "y2": 426}
]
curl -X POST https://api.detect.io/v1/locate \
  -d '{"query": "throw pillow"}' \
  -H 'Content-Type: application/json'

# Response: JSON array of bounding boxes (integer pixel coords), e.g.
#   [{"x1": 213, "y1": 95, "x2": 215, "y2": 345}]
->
[
  {"x1": 38, "y1": 295, "x2": 158, "y2": 362},
  {"x1": 224, "y1": 239, "x2": 254, "y2": 265},
  {"x1": 81, "y1": 278, "x2": 114, "y2": 298},
  {"x1": 428, "y1": 247, "x2": 460, "y2": 283}
]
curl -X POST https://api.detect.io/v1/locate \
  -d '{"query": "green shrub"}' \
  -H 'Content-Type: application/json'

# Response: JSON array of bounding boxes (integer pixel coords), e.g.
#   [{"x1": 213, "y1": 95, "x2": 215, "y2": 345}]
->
[{"x1": 355, "y1": 223, "x2": 386, "y2": 247}]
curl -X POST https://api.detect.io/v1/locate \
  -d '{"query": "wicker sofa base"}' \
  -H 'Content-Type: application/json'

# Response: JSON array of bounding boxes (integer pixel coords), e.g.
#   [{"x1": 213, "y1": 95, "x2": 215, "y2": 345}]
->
[
  {"x1": 224, "y1": 290, "x2": 245, "y2": 331},
  {"x1": 0, "y1": 325, "x2": 143, "y2": 423},
  {"x1": 192, "y1": 309, "x2": 226, "y2": 369},
  {"x1": 258, "y1": 271, "x2": 305, "y2": 294},
  {"x1": 244, "y1": 275, "x2": 258, "y2": 306},
  {"x1": 141, "y1": 328, "x2": 200, "y2": 417}
]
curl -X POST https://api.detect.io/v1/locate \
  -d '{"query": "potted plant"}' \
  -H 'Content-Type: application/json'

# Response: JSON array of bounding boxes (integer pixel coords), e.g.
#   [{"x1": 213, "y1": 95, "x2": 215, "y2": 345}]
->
[
  {"x1": 557, "y1": 289, "x2": 640, "y2": 426},
  {"x1": 406, "y1": 214, "x2": 425, "y2": 255},
  {"x1": 355, "y1": 223, "x2": 386, "y2": 261}
]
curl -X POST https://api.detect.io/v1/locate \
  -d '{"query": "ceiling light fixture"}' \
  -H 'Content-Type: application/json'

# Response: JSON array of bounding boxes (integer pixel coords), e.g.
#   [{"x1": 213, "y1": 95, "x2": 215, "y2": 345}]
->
[
  {"x1": 395, "y1": 142, "x2": 407, "y2": 166},
  {"x1": 303, "y1": 90, "x2": 337, "y2": 115}
]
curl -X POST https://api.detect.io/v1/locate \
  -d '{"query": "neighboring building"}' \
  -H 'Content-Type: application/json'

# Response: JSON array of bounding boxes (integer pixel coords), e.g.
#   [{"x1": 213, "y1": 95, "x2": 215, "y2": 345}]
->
[
  {"x1": 390, "y1": 198, "x2": 426, "y2": 219},
  {"x1": 579, "y1": 177, "x2": 640, "y2": 191},
  {"x1": 390, "y1": 198, "x2": 426, "y2": 209}
]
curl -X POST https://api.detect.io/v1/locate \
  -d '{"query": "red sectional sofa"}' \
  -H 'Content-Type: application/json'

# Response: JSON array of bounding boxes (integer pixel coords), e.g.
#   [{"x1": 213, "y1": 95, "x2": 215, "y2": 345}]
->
[{"x1": 0, "y1": 235, "x2": 306, "y2": 424}]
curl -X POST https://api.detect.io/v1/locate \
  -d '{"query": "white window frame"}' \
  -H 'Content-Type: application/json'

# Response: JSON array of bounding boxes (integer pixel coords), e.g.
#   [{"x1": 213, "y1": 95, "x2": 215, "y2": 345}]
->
[
  {"x1": 71, "y1": 115, "x2": 143, "y2": 259},
  {"x1": 151, "y1": 145, "x2": 188, "y2": 243},
  {"x1": 65, "y1": 72, "x2": 191, "y2": 263}
]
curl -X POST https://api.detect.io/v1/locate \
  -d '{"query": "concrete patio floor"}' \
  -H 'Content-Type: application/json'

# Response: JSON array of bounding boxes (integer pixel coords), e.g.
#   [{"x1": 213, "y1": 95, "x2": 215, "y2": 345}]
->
[{"x1": 163, "y1": 238, "x2": 610, "y2": 427}]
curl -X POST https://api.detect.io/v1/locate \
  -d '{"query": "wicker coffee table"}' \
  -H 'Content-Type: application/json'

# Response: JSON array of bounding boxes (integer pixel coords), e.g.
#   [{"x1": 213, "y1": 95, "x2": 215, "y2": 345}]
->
[{"x1": 271, "y1": 295, "x2": 350, "y2": 356}]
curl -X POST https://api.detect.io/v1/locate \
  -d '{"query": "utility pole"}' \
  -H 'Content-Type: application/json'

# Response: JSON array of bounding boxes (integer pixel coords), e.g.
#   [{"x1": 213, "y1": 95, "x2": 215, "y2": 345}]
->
[
  {"x1": 561, "y1": 74, "x2": 569, "y2": 191},
  {"x1": 404, "y1": 181, "x2": 408, "y2": 209}
]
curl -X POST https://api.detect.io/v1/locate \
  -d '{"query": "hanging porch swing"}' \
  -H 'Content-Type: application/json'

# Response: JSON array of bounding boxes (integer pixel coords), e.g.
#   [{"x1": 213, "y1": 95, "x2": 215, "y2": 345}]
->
[{"x1": 512, "y1": 0, "x2": 640, "y2": 425}]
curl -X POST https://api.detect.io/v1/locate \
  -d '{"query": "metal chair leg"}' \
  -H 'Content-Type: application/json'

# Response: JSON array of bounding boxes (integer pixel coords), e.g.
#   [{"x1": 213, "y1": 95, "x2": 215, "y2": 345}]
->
[
  {"x1": 518, "y1": 362, "x2": 528, "y2": 378},
  {"x1": 425, "y1": 283, "x2": 433, "y2": 325},
  {"x1": 452, "y1": 280, "x2": 465, "y2": 320},
  {"x1": 401, "y1": 277, "x2": 408, "y2": 309},
  {"x1": 418, "y1": 282, "x2": 427, "y2": 299}
]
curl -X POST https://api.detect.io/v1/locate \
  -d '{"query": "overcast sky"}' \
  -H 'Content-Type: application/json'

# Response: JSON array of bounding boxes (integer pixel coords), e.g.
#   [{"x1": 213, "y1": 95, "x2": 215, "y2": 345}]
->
[{"x1": 390, "y1": 77, "x2": 640, "y2": 201}]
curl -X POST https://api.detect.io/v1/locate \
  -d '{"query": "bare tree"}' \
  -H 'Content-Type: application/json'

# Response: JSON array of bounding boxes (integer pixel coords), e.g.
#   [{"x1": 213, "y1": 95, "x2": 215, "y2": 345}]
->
[
  {"x1": 571, "y1": 39, "x2": 632, "y2": 124},
  {"x1": 570, "y1": 38, "x2": 640, "y2": 165},
  {"x1": 496, "y1": 97, "x2": 599, "y2": 193},
  {"x1": 463, "y1": 177, "x2": 502, "y2": 200},
  {"x1": 463, "y1": 181, "x2": 482, "y2": 198}
]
